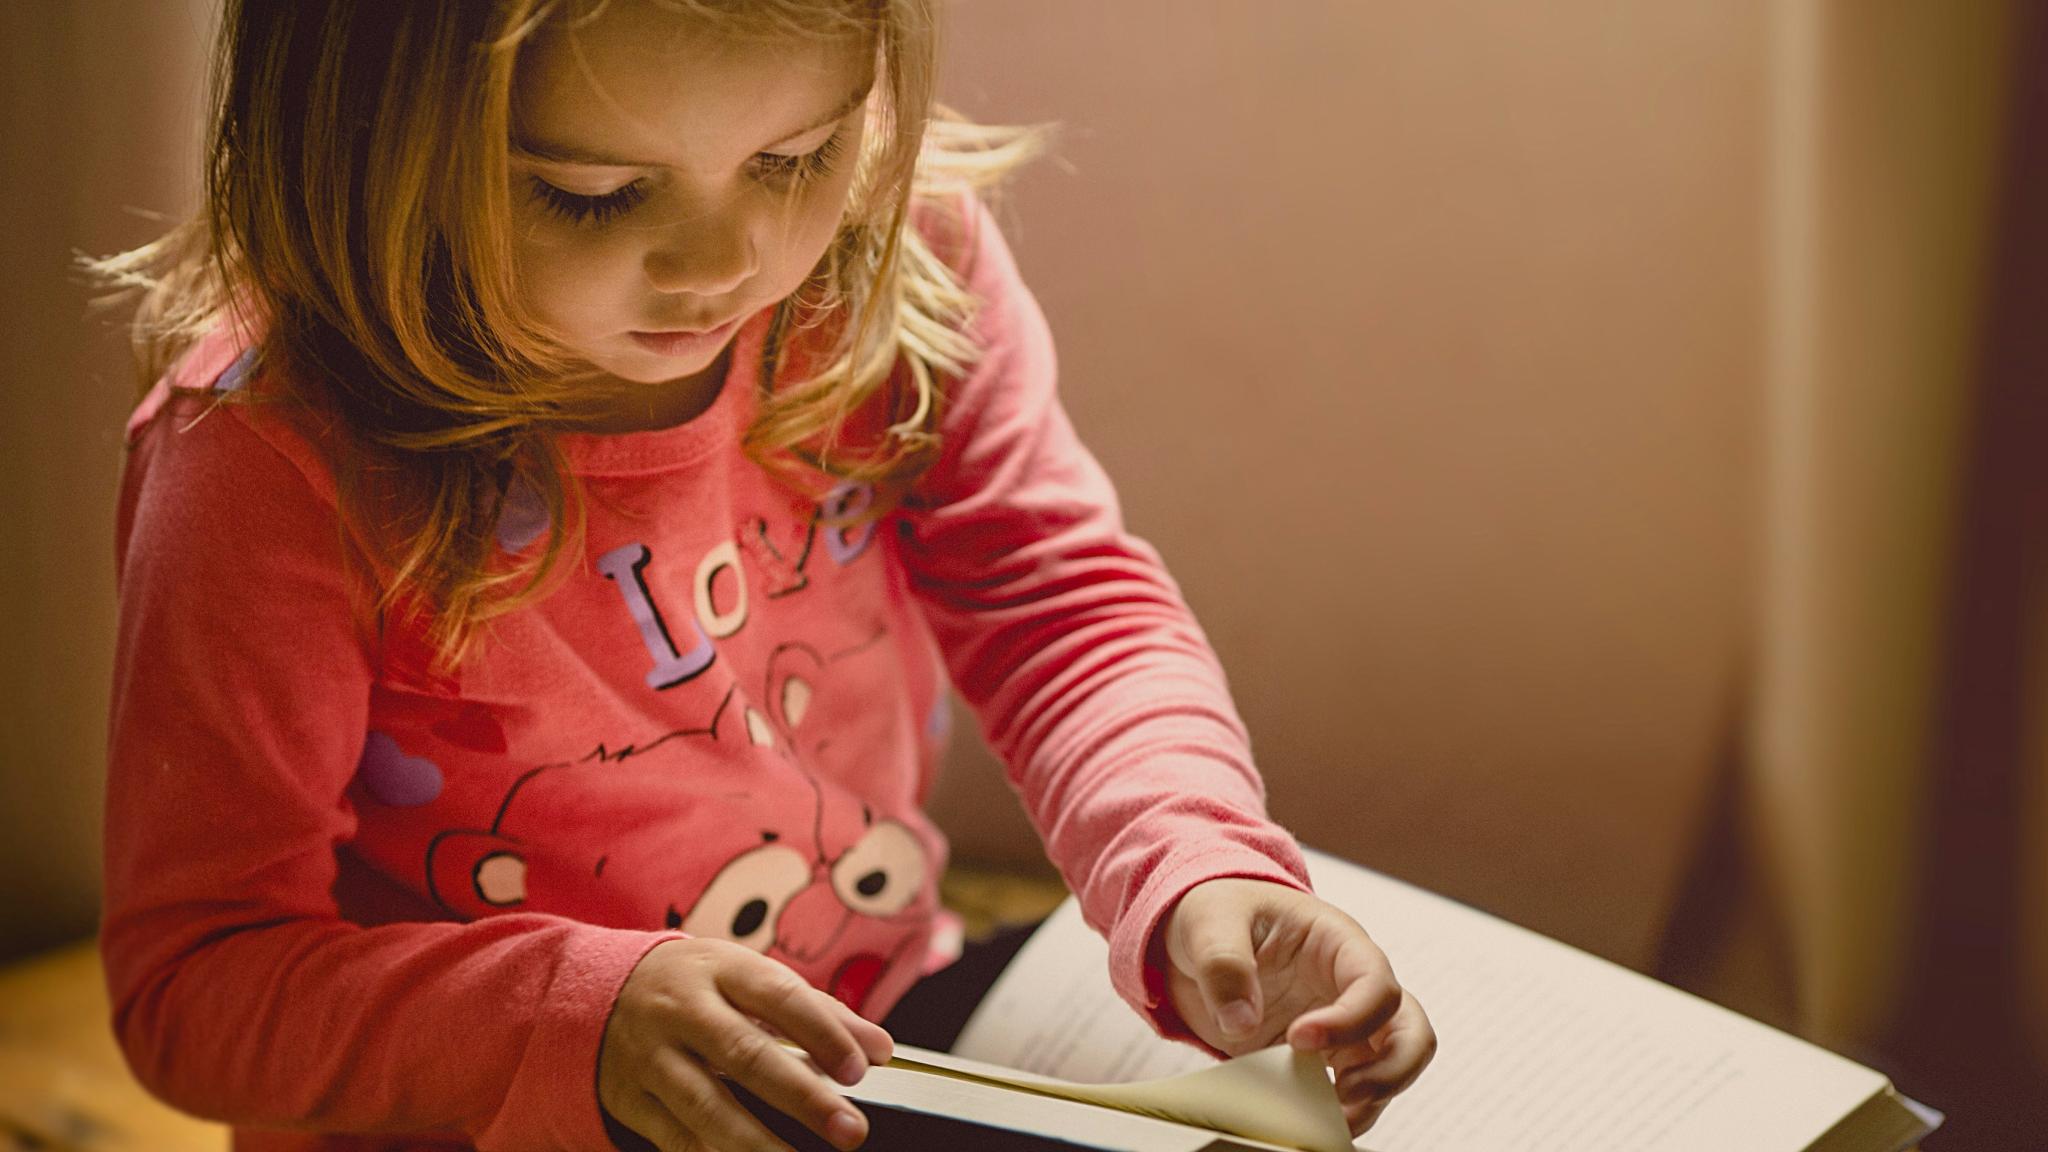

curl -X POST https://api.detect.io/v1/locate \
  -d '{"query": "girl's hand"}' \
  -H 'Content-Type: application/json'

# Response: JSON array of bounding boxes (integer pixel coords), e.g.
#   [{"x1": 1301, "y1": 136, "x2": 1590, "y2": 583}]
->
[
  {"x1": 599, "y1": 938, "x2": 894, "y2": 1152},
  {"x1": 1160, "y1": 878, "x2": 1436, "y2": 1136}
]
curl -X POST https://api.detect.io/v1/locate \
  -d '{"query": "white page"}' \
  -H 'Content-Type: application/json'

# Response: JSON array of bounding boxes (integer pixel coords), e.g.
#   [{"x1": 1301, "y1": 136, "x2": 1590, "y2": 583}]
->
[
  {"x1": 956, "y1": 847, "x2": 1921, "y2": 1152},
  {"x1": 829, "y1": 1051, "x2": 1309, "y2": 1152},
  {"x1": 884, "y1": 1042, "x2": 1353, "y2": 1152}
]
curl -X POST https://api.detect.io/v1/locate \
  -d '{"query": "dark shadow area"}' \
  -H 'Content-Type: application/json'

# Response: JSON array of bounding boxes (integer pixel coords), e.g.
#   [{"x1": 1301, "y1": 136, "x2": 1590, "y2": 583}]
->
[{"x1": 1882, "y1": 8, "x2": 2048, "y2": 1149}]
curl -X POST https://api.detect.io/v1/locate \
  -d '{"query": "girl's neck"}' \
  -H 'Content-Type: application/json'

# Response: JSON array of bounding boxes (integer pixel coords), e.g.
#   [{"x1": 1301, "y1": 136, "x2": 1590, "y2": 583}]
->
[{"x1": 568, "y1": 346, "x2": 734, "y2": 435}]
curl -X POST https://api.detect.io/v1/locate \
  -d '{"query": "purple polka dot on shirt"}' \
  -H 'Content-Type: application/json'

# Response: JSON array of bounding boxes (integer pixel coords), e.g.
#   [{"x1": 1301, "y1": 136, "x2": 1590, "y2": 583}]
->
[
  {"x1": 213, "y1": 346, "x2": 258, "y2": 393},
  {"x1": 495, "y1": 478, "x2": 549, "y2": 553},
  {"x1": 357, "y1": 731, "x2": 444, "y2": 807}
]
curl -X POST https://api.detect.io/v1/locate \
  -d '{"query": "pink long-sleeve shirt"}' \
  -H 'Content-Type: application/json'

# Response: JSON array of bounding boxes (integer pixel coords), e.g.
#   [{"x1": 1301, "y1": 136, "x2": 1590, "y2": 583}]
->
[{"x1": 103, "y1": 198, "x2": 1310, "y2": 1151}]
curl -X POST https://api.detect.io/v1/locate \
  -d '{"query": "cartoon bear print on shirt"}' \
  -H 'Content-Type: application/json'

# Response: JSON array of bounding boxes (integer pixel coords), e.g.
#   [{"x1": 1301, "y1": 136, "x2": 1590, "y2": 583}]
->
[
  {"x1": 354, "y1": 474, "x2": 938, "y2": 1009},
  {"x1": 416, "y1": 684, "x2": 935, "y2": 1014}
]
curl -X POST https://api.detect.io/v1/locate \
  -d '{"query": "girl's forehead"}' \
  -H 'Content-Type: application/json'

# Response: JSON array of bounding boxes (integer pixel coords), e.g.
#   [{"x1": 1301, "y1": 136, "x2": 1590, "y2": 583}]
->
[{"x1": 514, "y1": 3, "x2": 873, "y2": 168}]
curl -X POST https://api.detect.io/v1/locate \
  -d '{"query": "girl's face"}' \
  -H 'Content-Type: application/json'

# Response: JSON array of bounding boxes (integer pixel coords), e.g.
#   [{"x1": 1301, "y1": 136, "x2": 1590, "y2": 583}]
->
[{"x1": 510, "y1": 3, "x2": 873, "y2": 406}]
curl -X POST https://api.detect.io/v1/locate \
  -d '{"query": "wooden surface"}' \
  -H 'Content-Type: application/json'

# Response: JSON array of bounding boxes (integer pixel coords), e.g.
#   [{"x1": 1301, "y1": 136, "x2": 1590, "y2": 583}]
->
[{"x1": 0, "y1": 938, "x2": 224, "y2": 1152}]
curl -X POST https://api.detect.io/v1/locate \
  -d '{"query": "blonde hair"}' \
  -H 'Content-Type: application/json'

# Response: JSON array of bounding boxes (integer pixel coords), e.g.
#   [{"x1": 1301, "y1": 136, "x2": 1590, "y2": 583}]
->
[{"x1": 92, "y1": 0, "x2": 1042, "y2": 671}]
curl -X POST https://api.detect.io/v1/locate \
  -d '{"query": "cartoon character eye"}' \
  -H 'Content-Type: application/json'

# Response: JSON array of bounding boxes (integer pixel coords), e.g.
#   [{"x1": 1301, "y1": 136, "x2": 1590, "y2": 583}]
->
[
  {"x1": 781, "y1": 675, "x2": 813, "y2": 729},
  {"x1": 763, "y1": 644, "x2": 825, "y2": 737},
  {"x1": 678, "y1": 842, "x2": 812, "y2": 952},
  {"x1": 829, "y1": 819, "x2": 926, "y2": 918},
  {"x1": 475, "y1": 852, "x2": 528, "y2": 906}
]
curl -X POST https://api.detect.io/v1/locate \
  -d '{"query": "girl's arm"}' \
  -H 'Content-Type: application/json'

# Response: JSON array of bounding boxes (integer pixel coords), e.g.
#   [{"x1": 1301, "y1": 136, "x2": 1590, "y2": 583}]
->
[
  {"x1": 104, "y1": 384, "x2": 658, "y2": 1150},
  {"x1": 896, "y1": 199, "x2": 1314, "y2": 1039}
]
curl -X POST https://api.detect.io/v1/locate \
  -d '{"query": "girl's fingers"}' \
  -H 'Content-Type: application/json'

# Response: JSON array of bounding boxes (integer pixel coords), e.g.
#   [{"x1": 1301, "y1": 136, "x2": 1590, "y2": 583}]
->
[
  {"x1": 1335, "y1": 1055, "x2": 1402, "y2": 1103},
  {"x1": 719, "y1": 961, "x2": 875, "y2": 1085},
  {"x1": 817, "y1": 990, "x2": 894, "y2": 1068},
  {"x1": 1175, "y1": 905, "x2": 1265, "y2": 1043},
  {"x1": 1291, "y1": 978, "x2": 1400, "y2": 1050},
  {"x1": 838, "y1": 1003, "x2": 896, "y2": 1067},
  {"x1": 1329, "y1": 996, "x2": 1437, "y2": 1104},
  {"x1": 607, "y1": 1088, "x2": 700, "y2": 1152},
  {"x1": 1344, "y1": 1095, "x2": 1389, "y2": 1137},
  {"x1": 1286, "y1": 932, "x2": 1401, "y2": 1050},
  {"x1": 683, "y1": 1001, "x2": 868, "y2": 1151},
  {"x1": 646, "y1": 1046, "x2": 796, "y2": 1152}
]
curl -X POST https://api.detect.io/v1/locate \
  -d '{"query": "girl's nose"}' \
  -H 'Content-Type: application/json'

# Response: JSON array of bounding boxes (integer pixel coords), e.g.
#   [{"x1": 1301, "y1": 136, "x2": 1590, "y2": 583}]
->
[{"x1": 644, "y1": 205, "x2": 759, "y2": 298}]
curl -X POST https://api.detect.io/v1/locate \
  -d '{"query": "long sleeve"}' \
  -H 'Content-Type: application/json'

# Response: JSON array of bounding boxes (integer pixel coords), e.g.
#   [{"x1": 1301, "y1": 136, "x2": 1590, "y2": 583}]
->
[
  {"x1": 895, "y1": 202, "x2": 1312, "y2": 1035},
  {"x1": 103, "y1": 381, "x2": 668, "y2": 1149}
]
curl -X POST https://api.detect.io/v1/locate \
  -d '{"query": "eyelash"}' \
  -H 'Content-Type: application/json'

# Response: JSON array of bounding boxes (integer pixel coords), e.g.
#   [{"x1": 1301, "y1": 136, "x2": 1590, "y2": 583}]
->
[
  {"x1": 752, "y1": 131, "x2": 846, "y2": 187},
  {"x1": 528, "y1": 180, "x2": 647, "y2": 227},
  {"x1": 527, "y1": 130, "x2": 848, "y2": 228}
]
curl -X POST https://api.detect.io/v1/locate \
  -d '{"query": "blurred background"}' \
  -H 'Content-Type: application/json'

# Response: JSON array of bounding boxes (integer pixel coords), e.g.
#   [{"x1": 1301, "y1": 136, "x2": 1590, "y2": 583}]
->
[{"x1": 2, "y1": 1, "x2": 2043, "y2": 1150}]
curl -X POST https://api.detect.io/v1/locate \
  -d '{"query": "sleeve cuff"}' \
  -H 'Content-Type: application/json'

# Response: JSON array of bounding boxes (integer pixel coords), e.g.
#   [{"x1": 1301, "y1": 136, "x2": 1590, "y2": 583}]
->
[{"x1": 476, "y1": 926, "x2": 684, "y2": 1152}]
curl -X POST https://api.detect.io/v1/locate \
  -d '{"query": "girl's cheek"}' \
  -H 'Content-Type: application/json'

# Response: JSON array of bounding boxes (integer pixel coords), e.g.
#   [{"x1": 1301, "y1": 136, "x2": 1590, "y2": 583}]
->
[
  {"x1": 515, "y1": 227, "x2": 635, "y2": 309},
  {"x1": 781, "y1": 194, "x2": 853, "y2": 276}
]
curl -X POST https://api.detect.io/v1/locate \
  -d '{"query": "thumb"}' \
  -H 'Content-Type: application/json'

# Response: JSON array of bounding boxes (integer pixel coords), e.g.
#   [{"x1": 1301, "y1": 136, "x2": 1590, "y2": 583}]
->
[{"x1": 1175, "y1": 899, "x2": 1263, "y2": 1042}]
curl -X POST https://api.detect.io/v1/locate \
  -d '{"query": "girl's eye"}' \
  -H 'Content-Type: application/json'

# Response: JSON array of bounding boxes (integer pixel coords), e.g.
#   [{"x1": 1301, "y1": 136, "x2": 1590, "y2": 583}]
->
[
  {"x1": 523, "y1": 127, "x2": 844, "y2": 226},
  {"x1": 527, "y1": 177, "x2": 647, "y2": 227},
  {"x1": 750, "y1": 130, "x2": 846, "y2": 189}
]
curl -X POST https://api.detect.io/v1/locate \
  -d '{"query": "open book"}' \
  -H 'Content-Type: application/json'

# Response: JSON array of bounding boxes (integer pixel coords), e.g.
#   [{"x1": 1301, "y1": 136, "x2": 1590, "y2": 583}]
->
[{"x1": 792, "y1": 847, "x2": 1940, "y2": 1152}]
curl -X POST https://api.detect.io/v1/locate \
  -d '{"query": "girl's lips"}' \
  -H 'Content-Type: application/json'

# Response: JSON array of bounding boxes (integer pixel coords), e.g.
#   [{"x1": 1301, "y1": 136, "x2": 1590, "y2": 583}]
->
[{"x1": 629, "y1": 314, "x2": 743, "y2": 358}]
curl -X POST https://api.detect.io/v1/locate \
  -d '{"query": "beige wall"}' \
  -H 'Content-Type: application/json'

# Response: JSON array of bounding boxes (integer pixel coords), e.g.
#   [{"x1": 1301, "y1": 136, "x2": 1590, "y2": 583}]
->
[
  {"x1": 2, "y1": 3, "x2": 1767, "y2": 975},
  {"x1": 927, "y1": 1, "x2": 1765, "y2": 972},
  {"x1": 0, "y1": 2, "x2": 214, "y2": 961}
]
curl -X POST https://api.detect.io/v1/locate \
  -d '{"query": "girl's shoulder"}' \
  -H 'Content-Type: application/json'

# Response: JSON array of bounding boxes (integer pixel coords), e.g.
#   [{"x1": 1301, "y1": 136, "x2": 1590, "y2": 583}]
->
[
  {"x1": 905, "y1": 189, "x2": 1040, "y2": 365},
  {"x1": 907, "y1": 190, "x2": 978, "y2": 273},
  {"x1": 124, "y1": 322, "x2": 347, "y2": 511},
  {"x1": 907, "y1": 189, "x2": 1011, "y2": 296}
]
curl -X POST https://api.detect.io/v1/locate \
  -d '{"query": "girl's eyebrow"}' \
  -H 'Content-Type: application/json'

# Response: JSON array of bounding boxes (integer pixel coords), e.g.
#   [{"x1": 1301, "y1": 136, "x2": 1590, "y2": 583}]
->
[
  {"x1": 513, "y1": 80, "x2": 875, "y2": 168},
  {"x1": 764, "y1": 79, "x2": 875, "y2": 147}
]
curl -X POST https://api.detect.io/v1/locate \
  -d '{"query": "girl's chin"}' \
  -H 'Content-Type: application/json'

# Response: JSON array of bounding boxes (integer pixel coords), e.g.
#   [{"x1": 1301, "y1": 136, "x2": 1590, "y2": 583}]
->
[
  {"x1": 610, "y1": 363, "x2": 718, "y2": 386},
  {"x1": 591, "y1": 349, "x2": 726, "y2": 387}
]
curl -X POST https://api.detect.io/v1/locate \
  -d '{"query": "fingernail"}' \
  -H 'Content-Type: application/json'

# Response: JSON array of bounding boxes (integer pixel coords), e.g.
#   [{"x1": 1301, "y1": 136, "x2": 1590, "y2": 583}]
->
[
  {"x1": 827, "y1": 1109, "x2": 866, "y2": 1150},
  {"x1": 837, "y1": 1053, "x2": 867, "y2": 1085},
  {"x1": 1221, "y1": 1001, "x2": 1259, "y2": 1037}
]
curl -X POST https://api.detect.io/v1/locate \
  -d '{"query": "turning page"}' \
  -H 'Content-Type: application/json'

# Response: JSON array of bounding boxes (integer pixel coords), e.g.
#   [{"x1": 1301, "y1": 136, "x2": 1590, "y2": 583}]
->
[{"x1": 880, "y1": 1041, "x2": 1352, "y2": 1152}]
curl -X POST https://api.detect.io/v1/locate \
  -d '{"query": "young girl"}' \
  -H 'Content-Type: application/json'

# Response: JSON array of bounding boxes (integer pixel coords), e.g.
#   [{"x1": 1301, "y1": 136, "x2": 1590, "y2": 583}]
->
[{"x1": 96, "y1": 2, "x2": 1435, "y2": 1149}]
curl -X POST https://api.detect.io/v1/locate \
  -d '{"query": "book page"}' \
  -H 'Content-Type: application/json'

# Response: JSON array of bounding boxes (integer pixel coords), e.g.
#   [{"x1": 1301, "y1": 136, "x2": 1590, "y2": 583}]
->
[
  {"x1": 884, "y1": 1042, "x2": 1353, "y2": 1152},
  {"x1": 955, "y1": 847, "x2": 1931, "y2": 1152},
  {"x1": 837, "y1": 1059, "x2": 1274, "y2": 1152}
]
